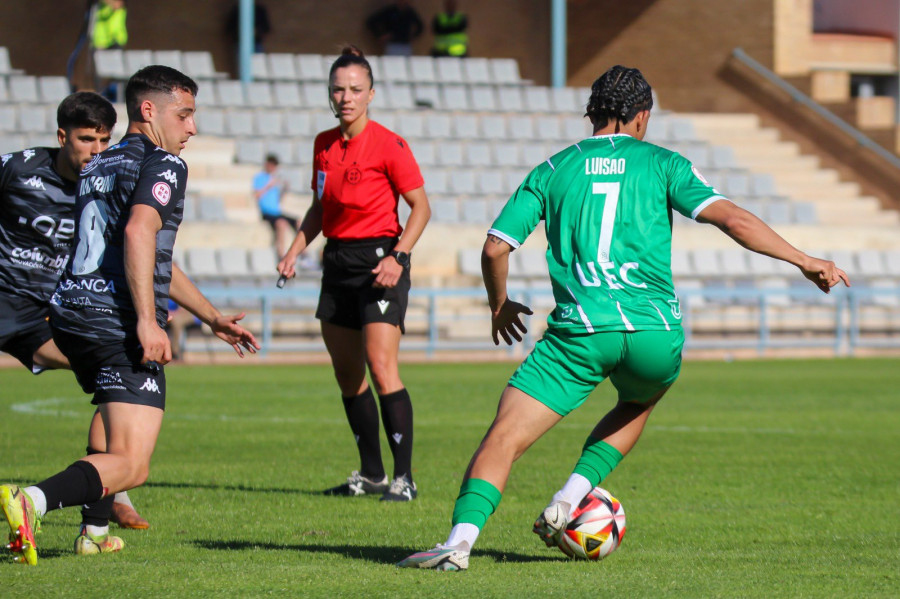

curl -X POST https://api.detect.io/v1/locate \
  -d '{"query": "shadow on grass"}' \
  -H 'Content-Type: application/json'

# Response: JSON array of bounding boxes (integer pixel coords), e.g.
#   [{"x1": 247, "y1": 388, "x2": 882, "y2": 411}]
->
[
  {"x1": 144, "y1": 480, "x2": 322, "y2": 496},
  {"x1": 192, "y1": 539, "x2": 557, "y2": 565}
]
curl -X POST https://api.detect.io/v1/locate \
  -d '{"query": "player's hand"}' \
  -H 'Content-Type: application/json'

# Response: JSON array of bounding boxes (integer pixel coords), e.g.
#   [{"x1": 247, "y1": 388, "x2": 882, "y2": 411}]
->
[
  {"x1": 210, "y1": 312, "x2": 261, "y2": 357},
  {"x1": 372, "y1": 256, "x2": 403, "y2": 288},
  {"x1": 491, "y1": 299, "x2": 533, "y2": 345},
  {"x1": 137, "y1": 319, "x2": 172, "y2": 365},
  {"x1": 800, "y1": 256, "x2": 850, "y2": 293},
  {"x1": 277, "y1": 251, "x2": 299, "y2": 280}
]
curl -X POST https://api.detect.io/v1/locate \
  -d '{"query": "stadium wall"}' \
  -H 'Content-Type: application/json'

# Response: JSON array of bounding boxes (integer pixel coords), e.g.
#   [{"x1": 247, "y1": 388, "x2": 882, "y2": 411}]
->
[
  {"x1": 0, "y1": 0, "x2": 551, "y2": 86},
  {"x1": 566, "y1": 0, "x2": 777, "y2": 112}
]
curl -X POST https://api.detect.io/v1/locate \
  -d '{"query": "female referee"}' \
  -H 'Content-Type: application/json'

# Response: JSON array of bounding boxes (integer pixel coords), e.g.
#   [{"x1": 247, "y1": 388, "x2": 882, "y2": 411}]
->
[{"x1": 277, "y1": 46, "x2": 431, "y2": 502}]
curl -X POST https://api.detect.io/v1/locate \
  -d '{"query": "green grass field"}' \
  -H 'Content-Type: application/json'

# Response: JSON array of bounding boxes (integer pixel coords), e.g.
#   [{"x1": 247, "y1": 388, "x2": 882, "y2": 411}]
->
[{"x1": 1, "y1": 359, "x2": 898, "y2": 597}]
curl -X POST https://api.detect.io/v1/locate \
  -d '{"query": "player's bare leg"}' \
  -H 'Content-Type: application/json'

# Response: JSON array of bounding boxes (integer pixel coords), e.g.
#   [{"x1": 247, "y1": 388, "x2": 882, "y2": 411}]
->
[
  {"x1": 31, "y1": 339, "x2": 69, "y2": 370},
  {"x1": 320, "y1": 322, "x2": 388, "y2": 495},
  {"x1": 466, "y1": 386, "x2": 563, "y2": 492},
  {"x1": 31, "y1": 340, "x2": 149, "y2": 528},
  {"x1": 82, "y1": 403, "x2": 164, "y2": 494},
  {"x1": 86, "y1": 410, "x2": 150, "y2": 529}
]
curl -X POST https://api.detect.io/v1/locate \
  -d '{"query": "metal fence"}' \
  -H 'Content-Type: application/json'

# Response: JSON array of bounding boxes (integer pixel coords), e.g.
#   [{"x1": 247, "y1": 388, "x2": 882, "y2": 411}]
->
[{"x1": 187, "y1": 285, "x2": 900, "y2": 358}]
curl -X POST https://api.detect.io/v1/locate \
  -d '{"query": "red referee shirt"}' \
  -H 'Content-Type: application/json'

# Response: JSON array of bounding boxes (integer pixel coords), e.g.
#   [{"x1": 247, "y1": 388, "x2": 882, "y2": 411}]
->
[{"x1": 310, "y1": 120, "x2": 424, "y2": 240}]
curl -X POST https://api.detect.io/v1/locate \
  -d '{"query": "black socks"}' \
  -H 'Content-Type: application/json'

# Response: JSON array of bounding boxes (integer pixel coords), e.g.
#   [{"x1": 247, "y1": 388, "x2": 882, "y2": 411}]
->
[
  {"x1": 342, "y1": 387, "x2": 386, "y2": 480},
  {"x1": 378, "y1": 388, "x2": 414, "y2": 481}
]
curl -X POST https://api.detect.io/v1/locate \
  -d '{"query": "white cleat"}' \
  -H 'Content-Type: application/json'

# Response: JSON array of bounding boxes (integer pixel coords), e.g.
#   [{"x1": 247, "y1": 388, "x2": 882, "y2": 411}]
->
[
  {"x1": 532, "y1": 501, "x2": 570, "y2": 547},
  {"x1": 397, "y1": 544, "x2": 469, "y2": 571}
]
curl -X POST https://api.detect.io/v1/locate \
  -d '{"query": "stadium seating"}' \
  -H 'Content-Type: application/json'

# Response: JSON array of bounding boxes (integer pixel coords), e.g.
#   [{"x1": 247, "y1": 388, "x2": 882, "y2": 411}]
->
[{"x1": 1, "y1": 47, "x2": 897, "y2": 322}]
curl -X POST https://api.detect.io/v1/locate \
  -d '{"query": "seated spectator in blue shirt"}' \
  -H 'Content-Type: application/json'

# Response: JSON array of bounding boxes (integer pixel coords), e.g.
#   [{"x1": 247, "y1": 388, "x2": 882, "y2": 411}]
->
[{"x1": 253, "y1": 154, "x2": 297, "y2": 257}]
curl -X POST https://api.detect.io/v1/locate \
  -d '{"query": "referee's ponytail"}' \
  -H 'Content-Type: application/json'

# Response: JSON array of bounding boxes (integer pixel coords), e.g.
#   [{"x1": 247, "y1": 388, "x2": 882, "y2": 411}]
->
[{"x1": 328, "y1": 45, "x2": 375, "y2": 118}]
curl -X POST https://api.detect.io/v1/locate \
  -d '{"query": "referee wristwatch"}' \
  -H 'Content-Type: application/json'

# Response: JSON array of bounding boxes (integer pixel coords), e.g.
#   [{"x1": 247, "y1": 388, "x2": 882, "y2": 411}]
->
[{"x1": 391, "y1": 250, "x2": 411, "y2": 269}]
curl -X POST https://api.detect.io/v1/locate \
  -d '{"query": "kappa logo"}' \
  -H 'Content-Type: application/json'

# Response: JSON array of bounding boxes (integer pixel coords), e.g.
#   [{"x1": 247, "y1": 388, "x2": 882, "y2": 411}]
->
[
  {"x1": 24, "y1": 176, "x2": 45, "y2": 190},
  {"x1": 161, "y1": 153, "x2": 185, "y2": 168},
  {"x1": 377, "y1": 300, "x2": 390, "y2": 314},
  {"x1": 139, "y1": 378, "x2": 161, "y2": 393},
  {"x1": 22, "y1": 149, "x2": 36, "y2": 163},
  {"x1": 158, "y1": 169, "x2": 178, "y2": 187},
  {"x1": 1, "y1": 154, "x2": 11, "y2": 166}
]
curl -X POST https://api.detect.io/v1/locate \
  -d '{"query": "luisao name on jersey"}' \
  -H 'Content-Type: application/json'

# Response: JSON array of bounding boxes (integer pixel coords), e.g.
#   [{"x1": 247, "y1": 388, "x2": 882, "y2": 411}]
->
[{"x1": 585, "y1": 157, "x2": 626, "y2": 175}]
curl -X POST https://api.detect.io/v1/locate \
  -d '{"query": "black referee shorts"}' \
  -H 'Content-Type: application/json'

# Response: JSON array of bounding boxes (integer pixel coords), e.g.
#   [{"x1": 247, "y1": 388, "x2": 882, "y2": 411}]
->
[
  {"x1": 52, "y1": 329, "x2": 167, "y2": 410},
  {"x1": 316, "y1": 237, "x2": 410, "y2": 334},
  {"x1": 0, "y1": 293, "x2": 53, "y2": 372}
]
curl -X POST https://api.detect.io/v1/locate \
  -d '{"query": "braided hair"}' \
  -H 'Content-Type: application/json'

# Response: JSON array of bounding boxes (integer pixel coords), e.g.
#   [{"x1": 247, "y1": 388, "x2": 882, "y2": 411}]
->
[{"x1": 584, "y1": 65, "x2": 653, "y2": 131}]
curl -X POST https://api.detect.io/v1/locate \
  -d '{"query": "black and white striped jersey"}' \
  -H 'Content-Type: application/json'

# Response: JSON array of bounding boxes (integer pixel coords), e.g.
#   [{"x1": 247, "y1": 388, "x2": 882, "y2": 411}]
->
[
  {"x1": 50, "y1": 133, "x2": 186, "y2": 342},
  {"x1": 0, "y1": 147, "x2": 77, "y2": 304}
]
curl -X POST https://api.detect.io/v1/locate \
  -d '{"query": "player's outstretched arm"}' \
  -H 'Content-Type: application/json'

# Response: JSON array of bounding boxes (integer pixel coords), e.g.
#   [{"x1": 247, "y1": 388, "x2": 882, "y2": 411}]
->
[
  {"x1": 482, "y1": 234, "x2": 532, "y2": 345},
  {"x1": 169, "y1": 264, "x2": 260, "y2": 357},
  {"x1": 696, "y1": 199, "x2": 850, "y2": 293},
  {"x1": 277, "y1": 194, "x2": 324, "y2": 280}
]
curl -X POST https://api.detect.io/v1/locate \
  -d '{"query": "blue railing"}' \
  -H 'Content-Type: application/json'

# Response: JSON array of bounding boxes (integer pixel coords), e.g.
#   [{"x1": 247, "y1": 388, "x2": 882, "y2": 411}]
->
[{"x1": 190, "y1": 285, "x2": 900, "y2": 358}]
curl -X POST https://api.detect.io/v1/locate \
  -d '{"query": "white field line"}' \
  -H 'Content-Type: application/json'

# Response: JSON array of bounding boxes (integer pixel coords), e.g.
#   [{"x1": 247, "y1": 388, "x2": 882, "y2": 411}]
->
[{"x1": 9, "y1": 397, "x2": 864, "y2": 436}]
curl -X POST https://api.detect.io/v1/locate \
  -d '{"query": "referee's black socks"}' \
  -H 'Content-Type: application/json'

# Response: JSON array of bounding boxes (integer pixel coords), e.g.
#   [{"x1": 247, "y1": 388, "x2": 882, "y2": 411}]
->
[
  {"x1": 342, "y1": 387, "x2": 386, "y2": 481},
  {"x1": 378, "y1": 388, "x2": 414, "y2": 482}
]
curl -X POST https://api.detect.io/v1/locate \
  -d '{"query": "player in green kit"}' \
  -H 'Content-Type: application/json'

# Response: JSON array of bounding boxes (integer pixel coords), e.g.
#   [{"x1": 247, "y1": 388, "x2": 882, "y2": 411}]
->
[{"x1": 398, "y1": 65, "x2": 850, "y2": 571}]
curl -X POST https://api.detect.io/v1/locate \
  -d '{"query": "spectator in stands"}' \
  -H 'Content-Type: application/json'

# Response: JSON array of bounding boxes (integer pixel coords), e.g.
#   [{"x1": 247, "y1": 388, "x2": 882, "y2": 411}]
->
[
  {"x1": 398, "y1": 65, "x2": 850, "y2": 572},
  {"x1": 226, "y1": 1, "x2": 271, "y2": 54},
  {"x1": 253, "y1": 154, "x2": 296, "y2": 257},
  {"x1": 366, "y1": 0, "x2": 424, "y2": 56},
  {"x1": 277, "y1": 46, "x2": 431, "y2": 502},
  {"x1": 431, "y1": 0, "x2": 469, "y2": 57},
  {"x1": 91, "y1": 0, "x2": 128, "y2": 51},
  {"x1": 90, "y1": 0, "x2": 128, "y2": 100}
]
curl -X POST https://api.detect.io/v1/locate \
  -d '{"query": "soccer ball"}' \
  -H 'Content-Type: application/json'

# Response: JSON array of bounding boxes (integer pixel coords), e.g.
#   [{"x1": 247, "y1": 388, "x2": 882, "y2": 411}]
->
[{"x1": 557, "y1": 486, "x2": 626, "y2": 560}]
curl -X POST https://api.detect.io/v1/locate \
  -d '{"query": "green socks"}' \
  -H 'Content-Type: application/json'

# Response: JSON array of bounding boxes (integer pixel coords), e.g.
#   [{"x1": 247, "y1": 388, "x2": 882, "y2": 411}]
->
[
  {"x1": 572, "y1": 437, "x2": 623, "y2": 487},
  {"x1": 451, "y1": 478, "x2": 502, "y2": 529}
]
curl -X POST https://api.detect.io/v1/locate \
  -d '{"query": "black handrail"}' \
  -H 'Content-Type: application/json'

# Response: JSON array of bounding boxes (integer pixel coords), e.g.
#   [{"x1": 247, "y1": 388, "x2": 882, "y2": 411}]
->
[{"x1": 731, "y1": 47, "x2": 900, "y2": 171}]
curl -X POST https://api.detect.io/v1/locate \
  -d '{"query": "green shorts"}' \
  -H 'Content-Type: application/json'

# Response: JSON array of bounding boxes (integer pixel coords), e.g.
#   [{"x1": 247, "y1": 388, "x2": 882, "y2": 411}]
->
[{"x1": 508, "y1": 328, "x2": 684, "y2": 416}]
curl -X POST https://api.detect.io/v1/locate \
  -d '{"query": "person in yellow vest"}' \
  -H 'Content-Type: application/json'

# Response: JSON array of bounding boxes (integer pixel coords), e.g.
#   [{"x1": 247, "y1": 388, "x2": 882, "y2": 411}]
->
[
  {"x1": 431, "y1": 0, "x2": 468, "y2": 57},
  {"x1": 90, "y1": 0, "x2": 127, "y2": 100},
  {"x1": 91, "y1": 0, "x2": 128, "y2": 51}
]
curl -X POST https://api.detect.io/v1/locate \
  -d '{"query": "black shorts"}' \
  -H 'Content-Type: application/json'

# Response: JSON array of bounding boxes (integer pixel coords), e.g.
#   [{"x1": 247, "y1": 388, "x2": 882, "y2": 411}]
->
[
  {"x1": 316, "y1": 237, "x2": 410, "y2": 334},
  {"x1": 262, "y1": 213, "x2": 298, "y2": 231},
  {"x1": 0, "y1": 293, "x2": 53, "y2": 372},
  {"x1": 52, "y1": 329, "x2": 167, "y2": 410}
]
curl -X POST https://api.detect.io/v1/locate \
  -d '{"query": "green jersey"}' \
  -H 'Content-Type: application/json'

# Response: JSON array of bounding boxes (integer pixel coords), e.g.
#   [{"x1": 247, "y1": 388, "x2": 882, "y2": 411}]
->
[{"x1": 489, "y1": 133, "x2": 724, "y2": 333}]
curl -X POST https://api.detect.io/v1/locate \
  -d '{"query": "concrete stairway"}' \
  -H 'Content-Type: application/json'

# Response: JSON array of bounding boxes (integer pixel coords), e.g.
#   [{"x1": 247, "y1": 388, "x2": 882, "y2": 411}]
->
[{"x1": 682, "y1": 112, "x2": 900, "y2": 249}]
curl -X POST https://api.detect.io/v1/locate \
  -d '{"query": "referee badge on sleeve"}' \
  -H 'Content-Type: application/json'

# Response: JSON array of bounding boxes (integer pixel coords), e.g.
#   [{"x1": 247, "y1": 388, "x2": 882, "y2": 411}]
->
[{"x1": 317, "y1": 170, "x2": 326, "y2": 198}]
